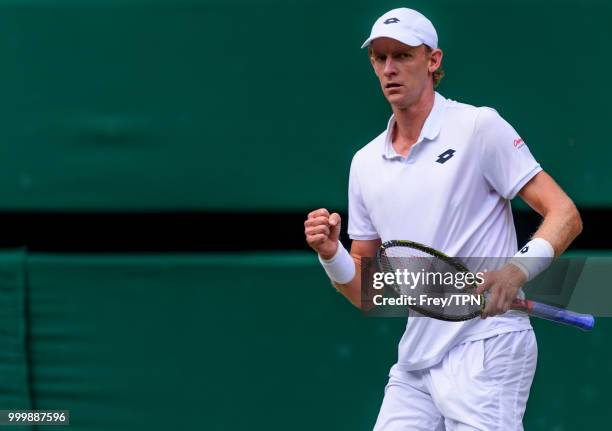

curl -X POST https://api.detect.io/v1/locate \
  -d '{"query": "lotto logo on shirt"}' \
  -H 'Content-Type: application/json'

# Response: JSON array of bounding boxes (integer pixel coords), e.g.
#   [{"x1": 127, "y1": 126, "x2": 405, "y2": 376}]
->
[{"x1": 513, "y1": 137, "x2": 525, "y2": 149}]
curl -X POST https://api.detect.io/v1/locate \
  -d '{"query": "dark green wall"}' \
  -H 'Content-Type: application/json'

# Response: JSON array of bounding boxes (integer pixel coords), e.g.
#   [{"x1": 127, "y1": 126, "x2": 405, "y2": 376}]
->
[
  {"x1": 0, "y1": 251, "x2": 609, "y2": 430},
  {"x1": 0, "y1": 0, "x2": 609, "y2": 210}
]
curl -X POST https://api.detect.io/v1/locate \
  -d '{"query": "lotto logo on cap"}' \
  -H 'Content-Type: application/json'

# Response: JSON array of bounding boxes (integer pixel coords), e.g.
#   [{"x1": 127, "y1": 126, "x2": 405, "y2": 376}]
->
[{"x1": 361, "y1": 8, "x2": 438, "y2": 49}]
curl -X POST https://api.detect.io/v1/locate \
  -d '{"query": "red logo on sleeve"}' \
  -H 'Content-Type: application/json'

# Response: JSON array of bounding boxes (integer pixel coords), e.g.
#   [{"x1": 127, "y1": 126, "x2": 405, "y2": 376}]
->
[{"x1": 513, "y1": 137, "x2": 524, "y2": 149}]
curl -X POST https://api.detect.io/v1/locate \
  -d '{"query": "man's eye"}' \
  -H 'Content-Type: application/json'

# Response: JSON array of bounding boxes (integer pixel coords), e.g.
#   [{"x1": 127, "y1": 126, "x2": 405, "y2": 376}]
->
[
  {"x1": 376, "y1": 55, "x2": 386, "y2": 62},
  {"x1": 397, "y1": 53, "x2": 411, "y2": 59}
]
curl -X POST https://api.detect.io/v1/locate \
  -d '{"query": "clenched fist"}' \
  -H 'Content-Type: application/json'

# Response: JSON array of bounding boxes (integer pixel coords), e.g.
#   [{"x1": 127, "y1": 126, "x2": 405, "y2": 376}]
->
[{"x1": 304, "y1": 208, "x2": 341, "y2": 260}]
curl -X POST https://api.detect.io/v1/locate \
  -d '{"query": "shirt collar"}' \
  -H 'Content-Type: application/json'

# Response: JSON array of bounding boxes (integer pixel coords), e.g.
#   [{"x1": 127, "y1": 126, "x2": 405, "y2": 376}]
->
[{"x1": 383, "y1": 91, "x2": 446, "y2": 159}]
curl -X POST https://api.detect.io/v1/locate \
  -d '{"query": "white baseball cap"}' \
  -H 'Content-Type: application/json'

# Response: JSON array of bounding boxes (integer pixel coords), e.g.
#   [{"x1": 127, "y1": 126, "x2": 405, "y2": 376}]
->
[{"x1": 361, "y1": 8, "x2": 438, "y2": 49}]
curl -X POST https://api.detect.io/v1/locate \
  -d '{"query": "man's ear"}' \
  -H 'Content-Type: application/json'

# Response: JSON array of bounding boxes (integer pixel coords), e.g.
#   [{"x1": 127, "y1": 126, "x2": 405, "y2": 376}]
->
[
  {"x1": 368, "y1": 50, "x2": 379, "y2": 74},
  {"x1": 428, "y1": 48, "x2": 443, "y2": 73}
]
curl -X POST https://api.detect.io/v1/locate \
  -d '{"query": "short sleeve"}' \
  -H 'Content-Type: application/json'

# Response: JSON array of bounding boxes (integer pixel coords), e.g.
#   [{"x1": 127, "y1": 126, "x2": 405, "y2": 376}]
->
[
  {"x1": 347, "y1": 155, "x2": 379, "y2": 240},
  {"x1": 476, "y1": 108, "x2": 542, "y2": 199}
]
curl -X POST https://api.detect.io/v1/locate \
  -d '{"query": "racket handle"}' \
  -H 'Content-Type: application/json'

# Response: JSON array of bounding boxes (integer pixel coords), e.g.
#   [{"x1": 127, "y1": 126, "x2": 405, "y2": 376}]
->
[{"x1": 514, "y1": 299, "x2": 595, "y2": 331}]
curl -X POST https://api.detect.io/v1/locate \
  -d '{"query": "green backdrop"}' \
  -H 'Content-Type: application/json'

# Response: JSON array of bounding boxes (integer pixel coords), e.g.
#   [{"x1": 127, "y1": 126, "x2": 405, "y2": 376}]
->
[
  {"x1": 0, "y1": 251, "x2": 609, "y2": 430},
  {"x1": 0, "y1": 0, "x2": 609, "y2": 210},
  {"x1": 0, "y1": 1, "x2": 609, "y2": 429}
]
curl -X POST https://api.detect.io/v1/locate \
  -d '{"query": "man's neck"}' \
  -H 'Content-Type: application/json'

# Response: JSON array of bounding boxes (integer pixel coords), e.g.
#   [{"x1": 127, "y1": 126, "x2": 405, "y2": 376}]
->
[{"x1": 391, "y1": 88, "x2": 435, "y2": 157}]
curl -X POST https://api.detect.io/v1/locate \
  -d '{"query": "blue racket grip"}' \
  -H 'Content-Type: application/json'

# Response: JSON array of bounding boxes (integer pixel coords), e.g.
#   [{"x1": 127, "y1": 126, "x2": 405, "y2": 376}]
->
[{"x1": 530, "y1": 301, "x2": 595, "y2": 331}]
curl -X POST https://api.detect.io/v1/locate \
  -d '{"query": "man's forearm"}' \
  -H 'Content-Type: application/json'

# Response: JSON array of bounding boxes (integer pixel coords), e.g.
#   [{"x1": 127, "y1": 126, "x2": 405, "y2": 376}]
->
[{"x1": 531, "y1": 201, "x2": 582, "y2": 256}]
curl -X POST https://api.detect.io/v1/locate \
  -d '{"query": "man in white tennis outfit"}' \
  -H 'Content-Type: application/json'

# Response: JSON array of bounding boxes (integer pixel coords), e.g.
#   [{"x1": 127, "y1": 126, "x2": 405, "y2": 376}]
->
[{"x1": 304, "y1": 7, "x2": 582, "y2": 431}]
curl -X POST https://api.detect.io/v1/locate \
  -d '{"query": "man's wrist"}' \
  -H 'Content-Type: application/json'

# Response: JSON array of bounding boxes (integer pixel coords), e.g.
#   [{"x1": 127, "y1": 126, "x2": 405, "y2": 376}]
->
[
  {"x1": 318, "y1": 243, "x2": 339, "y2": 261},
  {"x1": 318, "y1": 242, "x2": 355, "y2": 284},
  {"x1": 506, "y1": 261, "x2": 529, "y2": 285},
  {"x1": 509, "y1": 237, "x2": 555, "y2": 282}
]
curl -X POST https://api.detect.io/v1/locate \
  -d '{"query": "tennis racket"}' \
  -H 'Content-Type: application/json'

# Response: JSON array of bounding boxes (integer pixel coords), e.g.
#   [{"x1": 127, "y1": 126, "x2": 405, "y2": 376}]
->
[{"x1": 375, "y1": 240, "x2": 594, "y2": 331}]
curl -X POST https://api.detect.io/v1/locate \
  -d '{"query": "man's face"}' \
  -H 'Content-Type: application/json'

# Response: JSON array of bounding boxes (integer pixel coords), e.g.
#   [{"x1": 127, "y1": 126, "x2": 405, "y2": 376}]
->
[{"x1": 369, "y1": 38, "x2": 441, "y2": 109}]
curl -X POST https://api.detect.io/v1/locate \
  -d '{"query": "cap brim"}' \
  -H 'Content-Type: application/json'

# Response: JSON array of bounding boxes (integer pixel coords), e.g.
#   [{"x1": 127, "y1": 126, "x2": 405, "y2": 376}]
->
[{"x1": 360, "y1": 33, "x2": 423, "y2": 49}]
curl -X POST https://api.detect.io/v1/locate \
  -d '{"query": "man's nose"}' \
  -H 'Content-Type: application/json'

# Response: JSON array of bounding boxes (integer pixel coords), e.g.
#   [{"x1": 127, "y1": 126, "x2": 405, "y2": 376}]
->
[{"x1": 383, "y1": 57, "x2": 397, "y2": 76}]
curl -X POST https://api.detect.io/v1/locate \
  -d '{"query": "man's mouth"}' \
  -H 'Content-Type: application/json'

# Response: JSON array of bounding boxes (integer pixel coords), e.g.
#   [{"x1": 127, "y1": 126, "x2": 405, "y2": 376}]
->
[{"x1": 385, "y1": 83, "x2": 402, "y2": 89}]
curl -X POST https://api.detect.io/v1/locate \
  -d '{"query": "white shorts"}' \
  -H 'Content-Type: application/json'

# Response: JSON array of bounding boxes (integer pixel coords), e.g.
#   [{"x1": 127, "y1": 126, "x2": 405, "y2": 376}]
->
[{"x1": 374, "y1": 329, "x2": 537, "y2": 431}]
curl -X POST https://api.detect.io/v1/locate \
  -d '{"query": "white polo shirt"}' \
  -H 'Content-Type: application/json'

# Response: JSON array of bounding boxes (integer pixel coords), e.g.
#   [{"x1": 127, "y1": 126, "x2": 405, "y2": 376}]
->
[{"x1": 348, "y1": 91, "x2": 542, "y2": 370}]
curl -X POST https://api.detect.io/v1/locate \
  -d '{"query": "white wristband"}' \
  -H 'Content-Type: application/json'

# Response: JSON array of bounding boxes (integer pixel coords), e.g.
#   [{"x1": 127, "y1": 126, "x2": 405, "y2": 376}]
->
[
  {"x1": 509, "y1": 238, "x2": 555, "y2": 282},
  {"x1": 318, "y1": 242, "x2": 356, "y2": 284}
]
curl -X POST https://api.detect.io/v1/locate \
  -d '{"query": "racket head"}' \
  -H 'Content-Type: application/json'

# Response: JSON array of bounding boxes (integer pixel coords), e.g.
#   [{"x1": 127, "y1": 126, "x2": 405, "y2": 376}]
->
[{"x1": 375, "y1": 240, "x2": 485, "y2": 321}]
